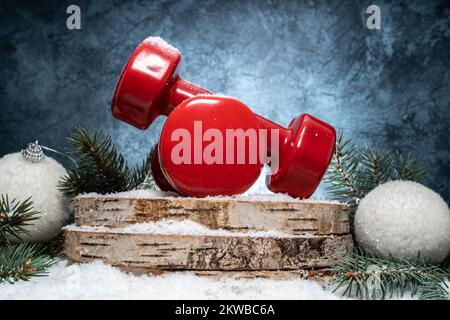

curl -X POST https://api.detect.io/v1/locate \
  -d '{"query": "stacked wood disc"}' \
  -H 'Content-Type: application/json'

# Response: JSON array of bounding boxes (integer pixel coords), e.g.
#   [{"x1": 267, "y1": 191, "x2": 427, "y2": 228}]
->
[{"x1": 64, "y1": 195, "x2": 353, "y2": 279}]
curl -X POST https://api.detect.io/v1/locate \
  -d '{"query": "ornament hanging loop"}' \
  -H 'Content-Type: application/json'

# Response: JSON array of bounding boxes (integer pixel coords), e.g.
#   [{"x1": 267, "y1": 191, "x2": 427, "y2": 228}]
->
[
  {"x1": 22, "y1": 141, "x2": 45, "y2": 162},
  {"x1": 21, "y1": 140, "x2": 78, "y2": 167}
]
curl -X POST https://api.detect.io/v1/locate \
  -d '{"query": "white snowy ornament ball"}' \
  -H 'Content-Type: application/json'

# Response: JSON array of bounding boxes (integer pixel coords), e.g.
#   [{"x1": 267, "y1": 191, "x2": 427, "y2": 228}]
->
[
  {"x1": 355, "y1": 180, "x2": 450, "y2": 263},
  {"x1": 0, "y1": 142, "x2": 71, "y2": 242}
]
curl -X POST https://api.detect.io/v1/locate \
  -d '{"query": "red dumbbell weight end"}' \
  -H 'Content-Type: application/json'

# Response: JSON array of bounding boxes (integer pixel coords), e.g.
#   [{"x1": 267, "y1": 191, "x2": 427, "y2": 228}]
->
[{"x1": 112, "y1": 37, "x2": 209, "y2": 130}]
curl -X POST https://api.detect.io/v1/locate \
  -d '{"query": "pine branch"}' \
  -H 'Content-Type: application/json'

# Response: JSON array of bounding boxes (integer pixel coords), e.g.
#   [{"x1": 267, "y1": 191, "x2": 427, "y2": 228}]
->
[
  {"x1": 324, "y1": 132, "x2": 364, "y2": 206},
  {"x1": 130, "y1": 146, "x2": 156, "y2": 190},
  {"x1": 58, "y1": 128, "x2": 154, "y2": 197},
  {"x1": 332, "y1": 250, "x2": 449, "y2": 300},
  {"x1": 0, "y1": 195, "x2": 40, "y2": 241},
  {"x1": 0, "y1": 243, "x2": 55, "y2": 283},
  {"x1": 392, "y1": 150, "x2": 426, "y2": 183},
  {"x1": 418, "y1": 280, "x2": 449, "y2": 300},
  {"x1": 357, "y1": 145, "x2": 394, "y2": 195},
  {"x1": 324, "y1": 132, "x2": 427, "y2": 205}
]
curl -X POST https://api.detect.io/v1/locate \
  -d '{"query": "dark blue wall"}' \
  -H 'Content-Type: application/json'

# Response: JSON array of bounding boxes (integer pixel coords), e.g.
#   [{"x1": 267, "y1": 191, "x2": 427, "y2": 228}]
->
[{"x1": 1, "y1": 0, "x2": 449, "y2": 200}]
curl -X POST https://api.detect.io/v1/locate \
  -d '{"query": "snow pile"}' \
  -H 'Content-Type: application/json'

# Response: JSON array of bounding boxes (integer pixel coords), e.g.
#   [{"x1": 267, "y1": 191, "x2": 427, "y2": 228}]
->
[
  {"x1": 77, "y1": 189, "x2": 342, "y2": 205},
  {"x1": 144, "y1": 36, "x2": 180, "y2": 53},
  {"x1": 355, "y1": 181, "x2": 450, "y2": 263},
  {"x1": 233, "y1": 194, "x2": 341, "y2": 205},
  {"x1": 0, "y1": 260, "x2": 342, "y2": 300},
  {"x1": 64, "y1": 219, "x2": 301, "y2": 238},
  {"x1": 0, "y1": 259, "x2": 440, "y2": 299},
  {"x1": 78, "y1": 189, "x2": 178, "y2": 199}
]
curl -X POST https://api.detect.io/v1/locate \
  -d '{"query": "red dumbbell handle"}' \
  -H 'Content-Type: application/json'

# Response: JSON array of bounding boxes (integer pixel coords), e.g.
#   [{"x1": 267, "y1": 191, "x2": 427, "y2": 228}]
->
[{"x1": 165, "y1": 78, "x2": 211, "y2": 115}]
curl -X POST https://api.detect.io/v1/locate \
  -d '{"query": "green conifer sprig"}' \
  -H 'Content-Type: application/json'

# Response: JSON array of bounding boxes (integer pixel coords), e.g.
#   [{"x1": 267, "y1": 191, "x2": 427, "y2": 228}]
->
[
  {"x1": 392, "y1": 150, "x2": 427, "y2": 182},
  {"x1": 324, "y1": 132, "x2": 426, "y2": 206},
  {"x1": 332, "y1": 250, "x2": 449, "y2": 300},
  {"x1": 0, "y1": 195, "x2": 56, "y2": 284},
  {"x1": 0, "y1": 243, "x2": 55, "y2": 283},
  {"x1": 58, "y1": 128, "x2": 155, "y2": 197},
  {"x1": 0, "y1": 195, "x2": 39, "y2": 241},
  {"x1": 324, "y1": 133, "x2": 365, "y2": 206},
  {"x1": 131, "y1": 147, "x2": 155, "y2": 191}
]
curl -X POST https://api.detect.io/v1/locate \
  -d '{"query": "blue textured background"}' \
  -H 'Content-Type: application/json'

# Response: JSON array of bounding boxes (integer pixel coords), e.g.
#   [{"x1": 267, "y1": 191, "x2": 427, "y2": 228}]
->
[{"x1": 0, "y1": 0, "x2": 449, "y2": 200}]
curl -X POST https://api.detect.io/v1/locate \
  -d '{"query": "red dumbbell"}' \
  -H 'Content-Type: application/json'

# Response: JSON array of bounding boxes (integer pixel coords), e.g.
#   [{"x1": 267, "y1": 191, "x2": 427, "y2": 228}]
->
[{"x1": 112, "y1": 37, "x2": 336, "y2": 198}]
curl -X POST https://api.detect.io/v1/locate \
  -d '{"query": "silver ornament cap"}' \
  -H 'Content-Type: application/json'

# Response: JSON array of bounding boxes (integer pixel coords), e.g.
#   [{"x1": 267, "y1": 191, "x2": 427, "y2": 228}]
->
[{"x1": 22, "y1": 141, "x2": 45, "y2": 162}]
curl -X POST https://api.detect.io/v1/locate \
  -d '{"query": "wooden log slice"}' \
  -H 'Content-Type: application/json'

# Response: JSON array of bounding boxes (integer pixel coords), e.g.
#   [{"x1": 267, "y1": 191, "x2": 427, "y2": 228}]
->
[
  {"x1": 64, "y1": 228, "x2": 352, "y2": 271},
  {"x1": 74, "y1": 196, "x2": 350, "y2": 235}
]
